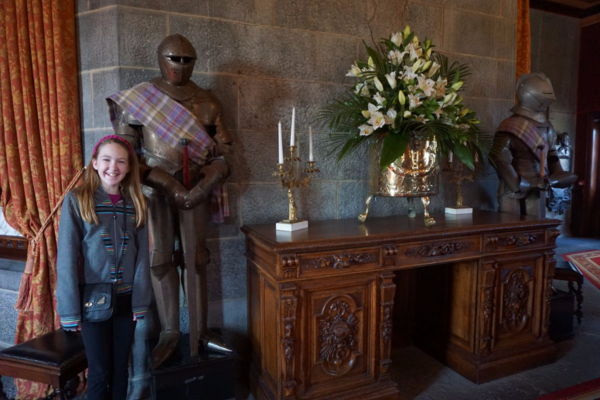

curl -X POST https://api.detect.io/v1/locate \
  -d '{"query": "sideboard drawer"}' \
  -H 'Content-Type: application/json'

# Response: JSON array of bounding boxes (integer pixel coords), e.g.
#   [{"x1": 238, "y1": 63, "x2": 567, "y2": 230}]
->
[
  {"x1": 297, "y1": 247, "x2": 380, "y2": 277},
  {"x1": 396, "y1": 236, "x2": 482, "y2": 266},
  {"x1": 484, "y1": 230, "x2": 546, "y2": 253}
]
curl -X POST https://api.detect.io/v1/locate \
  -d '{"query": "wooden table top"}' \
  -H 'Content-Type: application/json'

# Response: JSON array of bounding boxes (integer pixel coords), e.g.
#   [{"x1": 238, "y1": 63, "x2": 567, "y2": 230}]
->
[{"x1": 241, "y1": 210, "x2": 561, "y2": 252}]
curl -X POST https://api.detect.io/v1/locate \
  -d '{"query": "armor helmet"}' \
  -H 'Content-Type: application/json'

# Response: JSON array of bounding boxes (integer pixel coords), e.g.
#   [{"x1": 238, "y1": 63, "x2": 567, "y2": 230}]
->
[
  {"x1": 515, "y1": 73, "x2": 555, "y2": 113},
  {"x1": 157, "y1": 34, "x2": 197, "y2": 86}
]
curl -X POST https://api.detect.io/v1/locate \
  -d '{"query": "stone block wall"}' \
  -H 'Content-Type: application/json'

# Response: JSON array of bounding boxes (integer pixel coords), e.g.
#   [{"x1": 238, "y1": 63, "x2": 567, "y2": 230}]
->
[{"x1": 75, "y1": 0, "x2": 516, "y2": 396}]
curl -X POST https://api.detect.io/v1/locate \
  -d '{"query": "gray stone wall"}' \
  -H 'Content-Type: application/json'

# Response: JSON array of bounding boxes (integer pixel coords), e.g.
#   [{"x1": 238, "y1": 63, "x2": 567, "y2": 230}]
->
[
  {"x1": 530, "y1": 9, "x2": 580, "y2": 232},
  {"x1": 75, "y1": 0, "x2": 516, "y2": 396}
]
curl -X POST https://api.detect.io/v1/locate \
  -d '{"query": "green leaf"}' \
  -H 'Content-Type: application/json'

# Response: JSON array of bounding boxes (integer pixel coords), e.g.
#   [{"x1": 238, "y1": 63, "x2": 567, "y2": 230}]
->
[
  {"x1": 380, "y1": 132, "x2": 409, "y2": 170},
  {"x1": 453, "y1": 142, "x2": 475, "y2": 170}
]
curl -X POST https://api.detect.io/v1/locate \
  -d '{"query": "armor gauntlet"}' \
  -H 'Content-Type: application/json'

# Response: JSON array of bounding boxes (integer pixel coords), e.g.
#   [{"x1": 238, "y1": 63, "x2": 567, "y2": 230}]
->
[
  {"x1": 144, "y1": 167, "x2": 192, "y2": 210},
  {"x1": 183, "y1": 159, "x2": 229, "y2": 209}
]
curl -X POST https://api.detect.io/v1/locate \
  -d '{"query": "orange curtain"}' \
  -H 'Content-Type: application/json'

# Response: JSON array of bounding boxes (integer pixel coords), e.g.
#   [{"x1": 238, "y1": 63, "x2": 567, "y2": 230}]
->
[
  {"x1": 0, "y1": 0, "x2": 82, "y2": 398},
  {"x1": 516, "y1": 0, "x2": 531, "y2": 80}
]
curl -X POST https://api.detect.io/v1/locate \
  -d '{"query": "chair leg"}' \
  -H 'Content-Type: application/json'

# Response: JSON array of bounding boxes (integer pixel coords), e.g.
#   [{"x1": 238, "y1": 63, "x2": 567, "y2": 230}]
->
[{"x1": 575, "y1": 280, "x2": 584, "y2": 324}]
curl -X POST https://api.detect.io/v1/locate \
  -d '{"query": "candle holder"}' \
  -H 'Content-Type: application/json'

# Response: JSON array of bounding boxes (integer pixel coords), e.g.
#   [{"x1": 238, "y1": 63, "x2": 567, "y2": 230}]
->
[
  {"x1": 273, "y1": 145, "x2": 319, "y2": 231},
  {"x1": 443, "y1": 158, "x2": 477, "y2": 215}
]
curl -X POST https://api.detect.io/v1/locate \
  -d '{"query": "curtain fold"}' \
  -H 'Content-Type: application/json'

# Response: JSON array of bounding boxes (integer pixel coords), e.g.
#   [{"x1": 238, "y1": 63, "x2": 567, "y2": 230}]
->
[
  {"x1": 0, "y1": 0, "x2": 82, "y2": 398},
  {"x1": 516, "y1": 0, "x2": 531, "y2": 80}
]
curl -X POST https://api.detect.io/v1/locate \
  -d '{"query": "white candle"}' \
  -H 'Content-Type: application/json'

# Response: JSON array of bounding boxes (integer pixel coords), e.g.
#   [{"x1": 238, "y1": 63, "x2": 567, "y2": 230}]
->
[
  {"x1": 448, "y1": 151, "x2": 453, "y2": 163},
  {"x1": 278, "y1": 121, "x2": 284, "y2": 164},
  {"x1": 309, "y1": 125, "x2": 314, "y2": 162},
  {"x1": 290, "y1": 107, "x2": 295, "y2": 146}
]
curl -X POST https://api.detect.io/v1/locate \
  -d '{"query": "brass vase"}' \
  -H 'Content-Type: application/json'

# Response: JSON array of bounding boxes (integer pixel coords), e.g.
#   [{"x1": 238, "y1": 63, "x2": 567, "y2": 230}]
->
[{"x1": 360, "y1": 132, "x2": 439, "y2": 226}]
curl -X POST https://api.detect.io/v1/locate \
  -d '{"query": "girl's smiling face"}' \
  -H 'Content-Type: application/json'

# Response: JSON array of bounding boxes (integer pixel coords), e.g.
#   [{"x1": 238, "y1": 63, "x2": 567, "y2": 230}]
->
[{"x1": 92, "y1": 142, "x2": 130, "y2": 194}]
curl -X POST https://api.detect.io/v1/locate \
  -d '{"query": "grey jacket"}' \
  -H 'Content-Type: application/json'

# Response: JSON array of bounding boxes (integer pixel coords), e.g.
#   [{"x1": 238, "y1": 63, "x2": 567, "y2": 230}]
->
[{"x1": 56, "y1": 187, "x2": 151, "y2": 327}]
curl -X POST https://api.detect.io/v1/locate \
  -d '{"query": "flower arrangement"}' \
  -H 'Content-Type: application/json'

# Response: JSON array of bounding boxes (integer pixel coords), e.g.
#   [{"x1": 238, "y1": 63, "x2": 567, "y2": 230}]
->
[{"x1": 320, "y1": 26, "x2": 482, "y2": 170}]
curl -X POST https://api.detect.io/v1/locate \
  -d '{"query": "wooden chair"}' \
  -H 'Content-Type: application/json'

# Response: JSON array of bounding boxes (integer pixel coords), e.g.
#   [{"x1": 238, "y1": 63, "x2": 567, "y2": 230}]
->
[
  {"x1": 554, "y1": 260, "x2": 584, "y2": 324},
  {"x1": 0, "y1": 329, "x2": 87, "y2": 400}
]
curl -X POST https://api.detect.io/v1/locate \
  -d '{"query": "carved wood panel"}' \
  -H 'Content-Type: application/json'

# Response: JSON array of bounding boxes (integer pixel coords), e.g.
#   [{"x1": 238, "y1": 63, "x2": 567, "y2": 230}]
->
[
  {"x1": 379, "y1": 272, "x2": 396, "y2": 377},
  {"x1": 488, "y1": 254, "x2": 543, "y2": 352},
  {"x1": 279, "y1": 283, "x2": 298, "y2": 398},
  {"x1": 478, "y1": 260, "x2": 497, "y2": 356},
  {"x1": 302, "y1": 279, "x2": 376, "y2": 396}
]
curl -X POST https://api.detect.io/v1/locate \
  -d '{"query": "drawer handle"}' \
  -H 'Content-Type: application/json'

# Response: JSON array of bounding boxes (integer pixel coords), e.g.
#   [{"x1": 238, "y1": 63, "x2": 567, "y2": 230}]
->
[{"x1": 405, "y1": 241, "x2": 473, "y2": 257}]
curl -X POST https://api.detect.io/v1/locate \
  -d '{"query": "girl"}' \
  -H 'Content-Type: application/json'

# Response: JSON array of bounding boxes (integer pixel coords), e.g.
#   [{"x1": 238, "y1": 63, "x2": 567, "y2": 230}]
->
[{"x1": 57, "y1": 135, "x2": 151, "y2": 400}]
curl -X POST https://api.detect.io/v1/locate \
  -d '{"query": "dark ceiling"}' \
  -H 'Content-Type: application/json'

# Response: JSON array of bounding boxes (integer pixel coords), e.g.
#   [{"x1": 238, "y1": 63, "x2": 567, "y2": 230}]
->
[{"x1": 530, "y1": 0, "x2": 600, "y2": 18}]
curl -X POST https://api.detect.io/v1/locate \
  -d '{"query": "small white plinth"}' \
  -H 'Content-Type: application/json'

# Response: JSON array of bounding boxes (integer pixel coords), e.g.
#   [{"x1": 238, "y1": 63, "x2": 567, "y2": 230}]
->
[
  {"x1": 276, "y1": 220, "x2": 309, "y2": 231},
  {"x1": 445, "y1": 206, "x2": 473, "y2": 214}
]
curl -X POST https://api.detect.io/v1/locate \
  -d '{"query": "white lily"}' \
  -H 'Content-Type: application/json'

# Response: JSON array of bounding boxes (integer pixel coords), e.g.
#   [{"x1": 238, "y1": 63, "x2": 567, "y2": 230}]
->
[
  {"x1": 354, "y1": 82, "x2": 370, "y2": 97},
  {"x1": 358, "y1": 124, "x2": 374, "y2": 136},
  {"x1": 388, "y1": 50, "x2": 406, "y2": 65},
  {"x1": 369, "y1": 111, "x2": 386, "y2": 130},
  {"x1": 390, "y1": 31, "x2": 403, "y2": 47},
  {"x1": 404, "y1": 110, "x2": 412, "y2": 118},
  {"x1": 346, "y1": 63, "x2": 362, "y2": 77},
  {"x1": 408, "y1": 94, "x2": 421, "y2": 110},
  {"x1": 385, "y1": 71, "x2": 397, "y2": 89},
  {"x1": 385, "y1": 108, "x2": 397, "y2": 126},
  {"x1": 434, "y1": 77, "x2": 447, "y2": 97},
  {"x1": 362, "y1": 102, "x2": 381, "y2": 119},
  {"x1": 373, "y1": 92, "x2": 386, "y2": 105},
  {"x1": 403, "y1": 65, "x2": 417, "y2": 82},
  {"x1": 415, "y1": 114, "x2": 429, "y2": 123},
  {"x1": 432, "y1": 107, "x2": 443, "y2": 119},
  {"x1": 417, "y1": 76, "x2": 435, "y2": 97},
  {"x1": 374, "y1": 77, "x2": 384, "y2": 92}
]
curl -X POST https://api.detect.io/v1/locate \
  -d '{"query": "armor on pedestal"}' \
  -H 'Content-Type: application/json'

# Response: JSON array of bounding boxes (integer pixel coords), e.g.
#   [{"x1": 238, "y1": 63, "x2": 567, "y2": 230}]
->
[
  {"x1": 491, "y1": 73, "x2": 576, "y2": 218},
  {"x1": 107, "y1": 34, "x2": 233, "y2": 368}
]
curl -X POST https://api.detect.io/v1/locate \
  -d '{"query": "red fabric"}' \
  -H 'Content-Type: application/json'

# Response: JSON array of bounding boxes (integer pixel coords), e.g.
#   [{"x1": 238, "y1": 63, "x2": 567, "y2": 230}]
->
[
  {"x1": 0, "y1": 0, "x2": 82, "y2": 398},
  {"x1": 516, "y1": 0, "x2": 531, "y2": 82}
]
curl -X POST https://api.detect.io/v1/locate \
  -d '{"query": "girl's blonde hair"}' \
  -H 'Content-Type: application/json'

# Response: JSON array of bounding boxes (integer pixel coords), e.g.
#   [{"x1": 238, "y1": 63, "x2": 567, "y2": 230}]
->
[{"x1": 75, "y1": 137, "x2": 147, "y2": 228}]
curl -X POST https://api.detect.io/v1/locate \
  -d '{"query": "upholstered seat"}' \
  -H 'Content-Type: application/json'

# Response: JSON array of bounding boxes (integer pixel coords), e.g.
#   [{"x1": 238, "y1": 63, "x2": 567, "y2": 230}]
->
[
  {"x1": 554, "y1": 260, "x2": 584, "y2": 324},
  {"x1": 0, "y1": 329, "x2": 87, "y2": 400}
]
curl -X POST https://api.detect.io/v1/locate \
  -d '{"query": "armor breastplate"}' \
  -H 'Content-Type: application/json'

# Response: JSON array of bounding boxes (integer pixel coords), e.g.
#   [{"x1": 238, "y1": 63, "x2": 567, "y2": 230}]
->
[{"x1": 140, "y1": 82, "x2": 220, "y2": 176}]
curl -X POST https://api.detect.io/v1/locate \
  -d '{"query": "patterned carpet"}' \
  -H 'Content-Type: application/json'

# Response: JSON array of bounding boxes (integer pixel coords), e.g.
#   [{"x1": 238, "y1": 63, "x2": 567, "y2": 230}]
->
[
  {"x1": 562, "y1": 250, "x2": 600, "y2": 290},
  {"x1": 536, "y1": 376, "x2": 600, "y2": 400}
]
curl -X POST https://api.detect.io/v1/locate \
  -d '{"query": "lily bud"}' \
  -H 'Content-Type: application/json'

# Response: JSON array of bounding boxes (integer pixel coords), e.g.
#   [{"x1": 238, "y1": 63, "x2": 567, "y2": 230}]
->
[
  {"x1": 411, "y1": 59, "x2": 422, "y2": 72},
  {"x1": 374, "y1": 77, "x2": 384, "y2": 92},
  {"x1": 398, "y1": 90, "x2": 406, "y2": 105},
  {"x1": 404, "y1": 25, "x2": 411, "y2": 37},
  {"x1": 421, "y1": 60, "x2": 432, "y2": 72},
  {"x1": 451, "y1": 81, "x2": 464, "y2": 91}
]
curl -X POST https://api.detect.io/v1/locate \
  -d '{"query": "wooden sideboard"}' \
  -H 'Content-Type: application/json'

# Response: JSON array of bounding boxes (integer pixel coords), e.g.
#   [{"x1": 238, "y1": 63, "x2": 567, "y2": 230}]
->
[{"x1": 241, "y1": 211, "x2": 562, "y2": 400}]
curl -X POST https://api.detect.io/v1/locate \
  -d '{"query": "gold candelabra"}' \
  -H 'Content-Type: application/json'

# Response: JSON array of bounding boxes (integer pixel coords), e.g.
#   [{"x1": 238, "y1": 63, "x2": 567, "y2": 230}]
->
[
  {"x1": 273, "y1": 146, "x2": 319, "y2": 225},
  {"x1": 443, "y1": 159, "x2": 477, "y2": 208}
]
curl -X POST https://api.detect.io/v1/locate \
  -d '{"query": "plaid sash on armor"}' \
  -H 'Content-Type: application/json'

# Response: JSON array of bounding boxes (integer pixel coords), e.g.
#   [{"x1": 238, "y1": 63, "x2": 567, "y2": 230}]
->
[{"x1": 496, "y1": 116, "x2": 548, "y2": 162}]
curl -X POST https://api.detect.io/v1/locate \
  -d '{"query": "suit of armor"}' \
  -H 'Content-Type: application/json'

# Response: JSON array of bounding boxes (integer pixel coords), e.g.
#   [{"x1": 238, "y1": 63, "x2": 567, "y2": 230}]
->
[
  {"x1": 491, "y1": 73, "x2": 576, "y2": 218},
  {"x1": 111, "y1": 34, "x2": 233, "y2": 368}
]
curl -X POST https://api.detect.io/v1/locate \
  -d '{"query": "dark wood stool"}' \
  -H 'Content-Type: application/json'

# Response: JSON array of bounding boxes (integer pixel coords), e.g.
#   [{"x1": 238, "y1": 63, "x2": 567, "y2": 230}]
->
[
  {"x1": 0, "y1": 329, "x2": 87, "y2": 400},
  {"x1": 554, "y1": 260, "x2": 584, "y2": 324}
]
